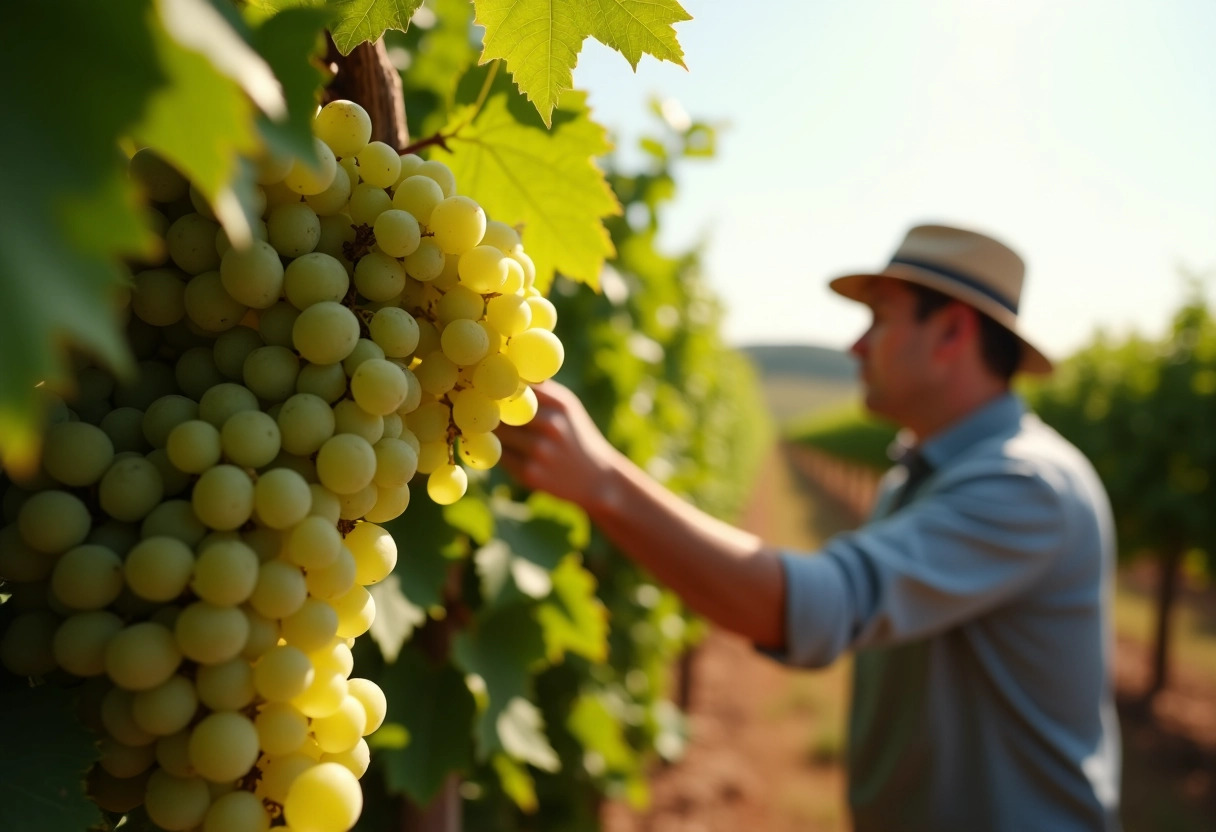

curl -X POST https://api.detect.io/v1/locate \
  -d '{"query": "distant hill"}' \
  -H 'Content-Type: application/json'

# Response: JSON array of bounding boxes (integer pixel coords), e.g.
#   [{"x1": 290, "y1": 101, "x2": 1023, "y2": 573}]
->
[{"x1": 738, "y1": 344, "x2": 861, "y2": 425}]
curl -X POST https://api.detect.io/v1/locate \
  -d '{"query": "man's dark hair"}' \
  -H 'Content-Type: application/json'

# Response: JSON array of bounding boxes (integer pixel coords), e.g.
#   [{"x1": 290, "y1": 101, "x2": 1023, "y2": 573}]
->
[{"x1": 907, "y1": 284, "x2": 1021, "y2": 381}]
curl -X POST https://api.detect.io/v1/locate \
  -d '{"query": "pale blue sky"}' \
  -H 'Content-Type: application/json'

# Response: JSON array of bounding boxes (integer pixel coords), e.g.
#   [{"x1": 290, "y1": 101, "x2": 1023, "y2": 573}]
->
[{"x1": 572, "y1": 0, "x2": 1216, "y2": 359}]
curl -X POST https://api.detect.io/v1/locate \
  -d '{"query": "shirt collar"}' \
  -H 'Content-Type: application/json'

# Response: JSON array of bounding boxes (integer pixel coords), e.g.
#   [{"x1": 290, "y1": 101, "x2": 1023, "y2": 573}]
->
[{"x1": 891, "y1": 392, "x2": 1025, "y2": 471}]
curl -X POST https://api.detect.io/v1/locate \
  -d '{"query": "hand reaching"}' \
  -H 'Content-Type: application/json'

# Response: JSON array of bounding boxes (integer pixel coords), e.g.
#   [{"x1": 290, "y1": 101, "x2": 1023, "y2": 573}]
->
[{"x1": 497, "y1": 381, "x2": 624, "y2": 512}]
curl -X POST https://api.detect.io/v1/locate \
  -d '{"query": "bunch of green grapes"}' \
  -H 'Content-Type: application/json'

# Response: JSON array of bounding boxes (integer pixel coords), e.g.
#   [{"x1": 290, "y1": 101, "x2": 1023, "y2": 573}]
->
[{"x1": 0, "y1": 99, "x2": 561, "y2": 832}]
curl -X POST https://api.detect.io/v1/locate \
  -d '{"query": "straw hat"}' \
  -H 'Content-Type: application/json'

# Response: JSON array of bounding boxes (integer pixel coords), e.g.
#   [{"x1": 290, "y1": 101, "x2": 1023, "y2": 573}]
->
[{"x1": 829, "y1": 224, "x2": 1053, "y2": 374}]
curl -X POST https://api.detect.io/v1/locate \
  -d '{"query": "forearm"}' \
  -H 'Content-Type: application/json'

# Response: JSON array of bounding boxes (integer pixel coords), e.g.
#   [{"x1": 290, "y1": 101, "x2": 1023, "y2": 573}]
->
[{"x1": 587, "y1": 448, "x2": 786, "y2": 648}]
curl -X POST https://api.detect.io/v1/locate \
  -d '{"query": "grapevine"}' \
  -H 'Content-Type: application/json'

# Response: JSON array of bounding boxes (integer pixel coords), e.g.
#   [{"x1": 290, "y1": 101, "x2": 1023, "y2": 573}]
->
[{"x1": 0, "y1": 97, "x2": 563, "y2": 832}]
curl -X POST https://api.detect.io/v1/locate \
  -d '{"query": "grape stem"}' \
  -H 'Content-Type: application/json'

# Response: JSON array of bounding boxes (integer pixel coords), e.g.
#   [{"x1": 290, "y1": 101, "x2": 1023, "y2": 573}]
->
[{"x1": 399, "y1": 61, "x2": 501, "y2": 156}]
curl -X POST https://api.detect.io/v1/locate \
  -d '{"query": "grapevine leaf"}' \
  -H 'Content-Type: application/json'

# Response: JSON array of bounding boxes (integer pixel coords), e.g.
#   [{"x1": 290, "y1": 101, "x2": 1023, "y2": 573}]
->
[
  {"x1": 445, "y1": 495, "x2": 495, "y2": 545},
  {"x1": 328, "y1": 0, "x2": 425, "y2": 55},
  {"x1": 497, "y1": 696, "x2": 560, "y2": 772},
  {"x1": 367, "y1": 575, "x2": 426, "y2": 663},
  {"x1": 132, "y1": 16, "x2": 263, "y2": 246},
  {"x1": 585, "y1": 0, "x2": 690, "y2": 69},
  {"x1": 0, "y1": 1, "x2": 163, "y2": 472},
  {"x1": 250, "y1": 5, "x2": 334, "y2": 161},
  {"x1": 0, "y1": 686, "x2": 103, "y2": 831},
  {"x1": 474, "y1": 510, "x2": 573, "y2": 607},
  {"x1": 451, "y1": 604, "x2": 547, "y2": 760},
  {"x1": 383, "y1": 494, "x2": 463, "y2": 612},
  {"x1": 536, "y1": 555, "x2": 608, "y2": 663},
  {"x1": 159, "y1": 0, "x2": 286, "y2": 118},
  {"x1": 473, "y1": 0, "x2": 689, "y2": 124},
  {"x1": 473, "y1": 0, "x2": 586, "y2": 127},
  {"x1": 374, "y1": 646, "x2": 476, "y2": 805},
  {"x1": 492, "y1": 753, "x2": 538, "y2": 813},
  {"x1": 435, "y1": 90, "x2": 619, "y2": 291},
  {"x1": 567, "y1": 693, "x2": 635, "y2": 772}
]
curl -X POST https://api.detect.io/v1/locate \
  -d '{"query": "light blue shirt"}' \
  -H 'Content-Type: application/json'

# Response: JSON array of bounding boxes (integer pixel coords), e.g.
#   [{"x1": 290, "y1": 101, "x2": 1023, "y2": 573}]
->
[{"x1": 772, "y1": 393, "x2": 1121, "y2": 831}]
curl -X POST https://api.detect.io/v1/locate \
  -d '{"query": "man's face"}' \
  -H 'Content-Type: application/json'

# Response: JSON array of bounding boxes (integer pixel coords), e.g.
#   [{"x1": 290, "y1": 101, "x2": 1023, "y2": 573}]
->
[{"x1": 849, "y1": 279, "x2": 941, "y2": 424}]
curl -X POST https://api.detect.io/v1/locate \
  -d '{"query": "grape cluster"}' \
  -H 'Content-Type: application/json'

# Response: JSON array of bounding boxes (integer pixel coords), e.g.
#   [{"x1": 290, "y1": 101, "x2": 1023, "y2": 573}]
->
[{"x1": 0, "y1": 99, "x2": 562, "y2": 831}]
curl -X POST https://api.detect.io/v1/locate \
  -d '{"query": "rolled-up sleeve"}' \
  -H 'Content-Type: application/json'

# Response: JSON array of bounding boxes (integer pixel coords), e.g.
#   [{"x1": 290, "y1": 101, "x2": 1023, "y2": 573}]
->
[{"x1": 771, "y1": 459, "x2": 1069, "y2": 668}]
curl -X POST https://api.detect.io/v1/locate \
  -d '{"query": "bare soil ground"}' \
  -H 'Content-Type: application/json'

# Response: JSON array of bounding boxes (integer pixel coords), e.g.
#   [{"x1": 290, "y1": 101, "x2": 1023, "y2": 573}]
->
[{"x1": 601, "y1": 446, "x2": 1216, "y2": 832}]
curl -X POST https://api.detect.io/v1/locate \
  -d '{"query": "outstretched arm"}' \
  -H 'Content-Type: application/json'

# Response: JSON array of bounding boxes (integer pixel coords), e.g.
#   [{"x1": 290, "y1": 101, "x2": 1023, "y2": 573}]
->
[{"x1": 498, "y1": 381, "x2": 786, "y2": 648}]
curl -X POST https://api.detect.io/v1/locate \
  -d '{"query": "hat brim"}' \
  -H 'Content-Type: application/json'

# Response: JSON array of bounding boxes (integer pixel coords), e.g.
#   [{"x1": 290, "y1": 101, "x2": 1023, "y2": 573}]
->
[{"x1": 830, "y1": 263, "x2": 1053, "y2": 375}]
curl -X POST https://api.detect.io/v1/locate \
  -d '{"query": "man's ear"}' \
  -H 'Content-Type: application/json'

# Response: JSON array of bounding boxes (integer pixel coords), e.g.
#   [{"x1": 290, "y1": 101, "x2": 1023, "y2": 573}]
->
[{"x1": 934, "y1": 302, "x2": 978, "y2": 357}]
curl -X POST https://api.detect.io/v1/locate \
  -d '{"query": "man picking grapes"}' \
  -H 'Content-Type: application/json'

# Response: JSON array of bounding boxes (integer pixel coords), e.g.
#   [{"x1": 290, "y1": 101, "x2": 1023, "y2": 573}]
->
[{"x1": 499, "y1": 224, "x2": 1121, "y2": 831}]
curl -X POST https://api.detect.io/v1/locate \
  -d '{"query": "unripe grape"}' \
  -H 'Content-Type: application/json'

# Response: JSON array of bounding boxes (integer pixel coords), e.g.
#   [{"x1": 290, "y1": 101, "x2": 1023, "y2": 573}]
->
[
  {"x1": 257, "y1": 300, "x2": 302, "y2": 348},
  {"x1": 192, "y1": 539, "x2": 259, "y2": 605},
  {"x1": 175, "y1": 601, "x2": 250, "y2": 664},
  {"x1": 427, "y1": 463, "x2": 468, "y2": 505},
  {"x1": 18, "y1": 489, "x2": 91, "y2": 553},
  {"x1": 51, "y1": 544, "x2": 124, "y2": 610},
  {"x1": 293, "y1": 301, "x2": 361, "y2": 365},
  {"x1": 332, "y1": 399, "x2": 384, "y2": 445},
  {"x1": 166, "y1": 419, "x2": 222, "y2": 473},
  {"x1": 505, "y1": 328, "x2": 565, "y2": 383},
  {"x1": 188, "y1": 710, "x2": 261, "y2": 784},
  {"x1": 348, "y1": 182, "x2": 393, "y2": 227},
  {"x1": 254, "y1": 644, "x2": 315, "y2": 702},
  {"x1": 353, "y1": 250, "x2": 405, "y2": 301},
  {"x1": 267, "y1": 201, "x2": 321, "y2": 257},
  {"x1": 284, "y1": 252, "x2": 350, "y2": 309},
  {"x1": 344, "y1": 521, "x2": 397, "y2": 586},
  {"x1": 131, "y1": 674, "x2": 198, "y2": 736},
  {"x1": 105, "y1": 621, "x2": 182, "y2": 691},
  {"x1": 256, "y1": 701, "x2": 310, "y2": 756},
  {"x1": 99, "y1": 456, "x2": 164, "y2": 522},
  {"x1": 199, "y1": 381, "x2": 260, "y2": 427},
  {"x1": 373, "y1": 208, "x2": 421, "y2": 257},
  {"x1": 417, "y1": 159, "x2": 457, "y2": 197},
  {"x1": 392, "y1": 175, "x2": 444, "y2": 224},
  {"x1": 254, "y1": 467, "x2": 313, "y2": 529},
  {"x1": 243, "y1": 344, "x2": 301, "y2": 403},
  {"x1": 202, "y1": 789, "x2": 271, "y2": 832},
  {"x1": 315, "y1": 433, "x2": 377, "y2": 495},
  {"x1": 306, "y1": 164, "x2": 353, "y2": 217},
  {"x1": 195, "y1": 657, "x2": 256, "y2": 711},
  {"x1": 132, "y1": 268, "x2": 187, "y2": 326},
  {"x1": 499, "y1": 384, "x2": 539, "y2": 426},
  {"x1": 403, "y1": 237, "x2": 445, "y2": 281},
  {"x1": 52, "y1": 611, "x2": 124, "y2": 677},
  {"x1": 330, "y1": 584, "x2": 376, "y2": 638},
  {"x1": 314, "y1": 99, "x2": 372, "y2": 158},
  {"x1": 368, "y1": 306, "x2": 420, "y2": 357},
  {"x1": 457, "y1": 245, "x2": 508, "y2": 293},
  {"x1": 192, "y1": 465, "x2": 255, "y2": 531},
  {"x1": 125, "y1": 536, "x2": 195, "y2": 602},
  {"x1": 250, "y1": 560, "x2": 308, "y2": 619},
  {"x1": 350, "y1": 358, "x2": 409, "y2": 415},
  {"x1": 285, "y1": 137, "x2": 339, "y2": 195},
  {"x1": 440, "y1": 319, "x2": 490, "y2": 367},
  {"x1": 167, "y1": 213, "x2": 221, "y2": 275},
  {"x1": 297, "y1": 361, "x2": 348, "y2": 403},
  {"x1": 221, "y1": 409, "x2": 282, "y2": 468},
  {"x1": 220, "y1": 239, "x2": 285, "y2": 309},
  {"x1": 144, "y1": 769, "x2": 211, "y2": 831},
  {"x1": 429, "y1": 195, "x2": 485, "y2": 255}
]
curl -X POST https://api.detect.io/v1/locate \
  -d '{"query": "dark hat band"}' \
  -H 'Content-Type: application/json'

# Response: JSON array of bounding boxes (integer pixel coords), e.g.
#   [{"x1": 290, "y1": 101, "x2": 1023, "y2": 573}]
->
[{"x1": 889, "y1": 256, "x2": 1018, "y2": 314}]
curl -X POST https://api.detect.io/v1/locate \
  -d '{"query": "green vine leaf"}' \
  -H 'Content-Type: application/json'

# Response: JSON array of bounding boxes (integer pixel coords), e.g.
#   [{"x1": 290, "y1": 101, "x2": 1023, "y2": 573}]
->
[
  {"x1": 250, "y1": 5, "x2": 333, "y2": 162},
  {"x1": 536, "y1": 555, "x2": 608, "y2": 663},
  {"x1": 434, "y1": 89, "x2": 620, "y2": 291},
  {"x1": 496, "y1": 696, "x2": 560, "y2": 772},
  {"x1": 132, "y1": 12, "x2": 263, "y2": 245},
  {"x1": 329, "y1": 0, "x2": 425, "y2": 54},
  {"x1": 586, "y1": 0, "x2": 690, "y2": 69},
  {"x1": 451, "y1": 605, "x2": 547, "y2": 761},
  {"x1": 0, "y1": 686, "x2": 103, "y2": 831},
  {"x1": 367, "y1": 575, "x2": 426, "y2": 663},
  {"x1": 374, "y1": 646, "x2": 475, "y2": 805},
  {"x1": 474, "y1": 0, "x2": 690, "y2": 125},
  {"x1": 0, "y1": 0, "x2": 165, "y2": 473}
]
